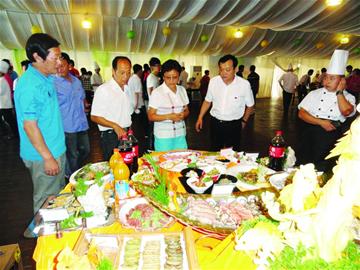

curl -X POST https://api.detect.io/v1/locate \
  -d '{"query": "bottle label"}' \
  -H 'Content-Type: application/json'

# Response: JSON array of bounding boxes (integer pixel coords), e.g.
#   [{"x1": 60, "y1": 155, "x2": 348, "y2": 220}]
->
[
  {"x1": 132, "y1": 145, "x2": 139, "y2": 157},
  {"x1": 115, "y1": 180, "x2": 129, "y2": 201},
  {"x1": 120, "y1": 151, "x2": 133, "y2": 164},
  {"x1": 269, "y1": 146, "x2": 285, "y2": 158}
]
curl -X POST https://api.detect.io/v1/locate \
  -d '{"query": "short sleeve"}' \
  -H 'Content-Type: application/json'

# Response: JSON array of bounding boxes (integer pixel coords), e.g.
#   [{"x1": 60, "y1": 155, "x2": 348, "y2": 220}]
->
[
  {"x1": 133, "y1": 77, "x2": 143, "y2": 93},
  {"x1": 205, "y1": 79, "x2": 214, "y2": 102},
  {"x1": 298, "y1": 91, "x2": 315, "y2": 110},
  {"x1": 243, "y1": 81, "x2": 255, "y2": 106},
  {"x1": 179, "y1": 86, "x2": 189, "y2": 105},
  {"x1": 91, "y1": 85, "x2": 108, "y2": 117},
  {"x1": 148, "y1": 87, "x2": 161, "y2": 109},
  {"x1": 19, "y1": 84, "x2": 44, "y2": 121}
]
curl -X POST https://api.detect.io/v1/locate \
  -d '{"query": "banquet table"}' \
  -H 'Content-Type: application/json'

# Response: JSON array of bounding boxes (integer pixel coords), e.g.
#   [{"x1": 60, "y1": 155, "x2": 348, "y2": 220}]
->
[{"x1": 32, "y1": 152, "x2": 257, "y2": 269}]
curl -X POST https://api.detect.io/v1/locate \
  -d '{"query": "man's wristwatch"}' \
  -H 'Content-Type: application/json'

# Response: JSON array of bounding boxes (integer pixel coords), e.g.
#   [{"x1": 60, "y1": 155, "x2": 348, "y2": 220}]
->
[{"x1": 336, "y1": 90, "x2": 344, "y2": 96}]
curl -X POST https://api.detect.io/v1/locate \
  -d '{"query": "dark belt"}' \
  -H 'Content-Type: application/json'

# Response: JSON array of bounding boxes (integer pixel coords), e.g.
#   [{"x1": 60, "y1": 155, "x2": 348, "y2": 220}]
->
[
  {"x1": 211, "y1": 116, "x2": 241, "y2": 124},
  {"x1": 100, "y1": 127, "x2": 129, "y2": 135}
]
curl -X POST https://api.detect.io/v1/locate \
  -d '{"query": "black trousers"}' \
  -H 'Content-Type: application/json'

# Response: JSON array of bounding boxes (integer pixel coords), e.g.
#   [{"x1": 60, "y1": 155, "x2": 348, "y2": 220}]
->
[
  {"x1": 297, "y1": 85, "x2": 308, "y2": 103},
  {"x1": 297, "y1": 122, "x2": 343, "y2": 172},
  {"x1": 0, "y1": 108, "x2": 18, "y2": 137},
  {"x1": 100, "y1": 130, "x2": 119, "y2": 161},
  {"x1": 210, "y1": 116, "x2": 242, "y2": 152},
  {"x1": 282, "y1": 90, "x2": 293, "y2": 114}
]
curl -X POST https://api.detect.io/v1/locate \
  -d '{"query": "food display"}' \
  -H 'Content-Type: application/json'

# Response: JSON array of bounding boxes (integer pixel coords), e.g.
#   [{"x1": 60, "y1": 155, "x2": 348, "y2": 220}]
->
[
  {"x1": 119, "y1": 198, "x2": 174, "y2": 231},
  {"x1": 71, "y1": 228, "x2": 199, "y2": 270}
]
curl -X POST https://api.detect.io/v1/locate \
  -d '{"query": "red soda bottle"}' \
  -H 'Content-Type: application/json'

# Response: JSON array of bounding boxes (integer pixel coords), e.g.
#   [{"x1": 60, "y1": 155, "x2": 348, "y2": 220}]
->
[
  {"x1": 127, "y1": 129, "x2": 138, "y2": 173},
  {"x1": 268, "y1": 130, "x2": 286, "y2": 171},
  {"x1": 118, "y1": 134, "x2": 133, "y2": 175}
]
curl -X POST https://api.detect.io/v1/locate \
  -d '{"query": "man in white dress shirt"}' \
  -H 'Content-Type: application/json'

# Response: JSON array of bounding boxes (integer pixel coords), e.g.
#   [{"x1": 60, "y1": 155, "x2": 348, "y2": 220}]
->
[
  {"x1": 91, "y1": 62, "x2": 103, "y2": 92},
  {"x1": 91, "y1": 56, "x2": 132, "y2": 160},
  {"x1": 278, "y1": 64, "x2": 298, "y2": 115},
  {"x1": 145, "y1": 57, "x2": 161, "y2": 149},
  {"x1": 298, "y1": 50, "x2": 355, "y2": 171},
  {"x1": 195, "y1": 54, "x2": 254, "y2": 151}
]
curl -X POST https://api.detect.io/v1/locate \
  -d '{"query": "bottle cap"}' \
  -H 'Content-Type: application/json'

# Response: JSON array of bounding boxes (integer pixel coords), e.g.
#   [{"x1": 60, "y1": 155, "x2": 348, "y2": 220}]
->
[
  {"x1": 275, "y1": 130, "x2": 283, "y2": 135},
  {"x1": 113, "y1": 148, "x2": 119, "y2": 152},
  {"x1": 128, "y1": 129, "x2": 133, "y2": 135}
]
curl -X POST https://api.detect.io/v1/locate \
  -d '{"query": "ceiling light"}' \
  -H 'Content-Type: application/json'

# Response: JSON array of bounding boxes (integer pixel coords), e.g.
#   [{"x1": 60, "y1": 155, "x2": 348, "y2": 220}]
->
[
  {"x1": 82, "y1": 19, "x2": 92, "y2": 29},
  {"x1": 326, "y1": 0, "x2": 342, "y2": 7},
  {"x1": 234, "y1": 29, "x2": 244, "y2": 39},
  {"x1": 340, "y1": 36, "x2": 349, "y2": 44}
]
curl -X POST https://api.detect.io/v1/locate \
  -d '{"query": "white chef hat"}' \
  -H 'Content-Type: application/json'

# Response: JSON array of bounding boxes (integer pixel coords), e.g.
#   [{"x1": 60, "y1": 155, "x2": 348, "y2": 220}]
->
[
  {"x1": 94, "y1": 62, "x2": 100, "y2": 70},
  {"x1": 288, "y1": 63, "x2": 293, "y2": 70},
  {"x1": 0, "y1": 60, "x2": 9, "y2": 74},
  {"x1": 327, "y1": 49, "x2": 349, "y2": 75}
]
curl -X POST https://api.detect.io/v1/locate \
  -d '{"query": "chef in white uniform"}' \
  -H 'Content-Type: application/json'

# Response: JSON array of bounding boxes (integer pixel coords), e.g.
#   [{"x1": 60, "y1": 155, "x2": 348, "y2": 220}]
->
[{"x1": 297, "y1": 49, "x2": 356, "y2": 171}]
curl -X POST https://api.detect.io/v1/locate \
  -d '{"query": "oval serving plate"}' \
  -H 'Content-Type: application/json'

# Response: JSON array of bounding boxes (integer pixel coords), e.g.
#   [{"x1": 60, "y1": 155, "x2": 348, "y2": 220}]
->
[{"x1": 69, "y1": 161, "x2": 111, "y2": 185}]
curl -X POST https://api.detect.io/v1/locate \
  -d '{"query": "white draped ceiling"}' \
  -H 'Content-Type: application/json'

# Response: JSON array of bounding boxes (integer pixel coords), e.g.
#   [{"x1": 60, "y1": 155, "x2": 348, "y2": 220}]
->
[{"x1": 1, "y1": 0, "x2": 360, "y2": 58}]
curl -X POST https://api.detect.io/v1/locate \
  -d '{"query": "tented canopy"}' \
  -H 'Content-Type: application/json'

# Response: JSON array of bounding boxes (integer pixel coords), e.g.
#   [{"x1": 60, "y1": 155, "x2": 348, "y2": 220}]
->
[{"x1": 1, "y1": 0, "x2": 360, "y2": 58}]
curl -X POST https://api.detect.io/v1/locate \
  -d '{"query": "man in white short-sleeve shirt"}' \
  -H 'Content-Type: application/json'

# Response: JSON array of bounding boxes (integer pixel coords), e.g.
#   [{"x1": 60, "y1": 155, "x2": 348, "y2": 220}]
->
[
  {"x1": 297, "y1": 49, "x2": 355, "y2": 171},
  {"x1": 278, "y1": 64, "x2": 298, "y2": 115},
  {"x1": 195, "y1": 54, "x2": 254, "y2": 151},
  {"x1": 91, "y1": 56, "x2": 132, "y2": 160},
  {"x1": 128, "y1": 64, "x2": 144, "y2": 114}
]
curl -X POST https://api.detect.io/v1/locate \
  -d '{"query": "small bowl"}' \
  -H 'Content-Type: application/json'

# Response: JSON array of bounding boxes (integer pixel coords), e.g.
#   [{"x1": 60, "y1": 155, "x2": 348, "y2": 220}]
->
[
  {"x1": 180, "y1": 168, "x2": 204, "y2": 177},
  {"x1": 269, "y1": 172, "x2": 290, "y2": 190},
  {"x1": 186, "y1": 177, "x2": 213, "y2": 194},
  {"x1": 216, "y1": 174, "x2": 238, "y2": 184}
]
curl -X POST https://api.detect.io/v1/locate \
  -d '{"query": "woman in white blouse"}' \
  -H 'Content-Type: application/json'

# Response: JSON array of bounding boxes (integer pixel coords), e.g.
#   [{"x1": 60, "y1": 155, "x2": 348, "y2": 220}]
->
[{"x1": 148, "y1": 60, "x2": 190, "y2": 151}]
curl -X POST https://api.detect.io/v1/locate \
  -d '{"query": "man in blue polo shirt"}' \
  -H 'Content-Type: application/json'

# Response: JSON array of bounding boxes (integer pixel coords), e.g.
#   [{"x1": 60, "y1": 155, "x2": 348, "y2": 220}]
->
[
  {"x1": 54, "y1": 52, "x2": 90, "y2": 177},
  {"x1": 14, "y1": 33, "x2": 66, "y2": 214}
]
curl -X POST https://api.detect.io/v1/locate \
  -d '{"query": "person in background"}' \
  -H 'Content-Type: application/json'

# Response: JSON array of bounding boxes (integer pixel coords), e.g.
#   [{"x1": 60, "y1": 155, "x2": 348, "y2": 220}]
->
[
  {"x1": 148, "y1": 59, "x2": 189, "y2": 151},
  {"x1": 0, "y1": 60, "x2": 18, "y2": 139},
  {"x1": 54, "y1": 52, "x2": 90, "y2": 177},
  {"x1": 317, "y1": 67, "x2": 327, "y2": 87},
  {"x1": 298, "y1": 50, "x2": 355, "y2": 172},
  {"x1": 79, "y1": 67, "x2": 93, "y2": 104},
  {"x1": 247, "y1": 65, "x2": 260, "y2": 105},
  {"x1": 68, "y1": 59, "x2": 80, "y2": 78},
  {"x1": 146, "y1": 57, "x2": 161, "y2": 150},
  {"x1": 91, "y1": 62, "x2": 103, "y2": 92},
  {"x1": 346, "y1": 65, "x2": 353, "y2": 78},
  {"x1": 297, "y1": 69, "x2": 314, "y2": 103},
  {"x1": 128, "y1": 64, "x2": 144, "y2": 115},
  {"x1": 91, "y1": 56, "x2": 132, "y2": 160},
  {"x1": 278, "y1": 64, "x2": 298, "y2": 116},
  {"x1": 196, "y1": 54, "x2": 254, "y2": 151},
  {"x1": 346, "y1": 68, "x2": 360, "y2": 103},
  {"x1": 13, "y1": 60, "x2": 30, "y2": 91},
  {"x1": 2, "y1": 59, "x2": 16, "y2": 96},
  {"x1": 14, "y1": 33, "x2": 65, "y2": 214},
  {"x1": 236, "y1": 64, "x2": 244, "y2": 77},
  {"x1": 199, "y1": 70, "x2": 210, "y2": 102},
  {"x1": 179, "y1": 66, "x2": 188, "y2": 90}
]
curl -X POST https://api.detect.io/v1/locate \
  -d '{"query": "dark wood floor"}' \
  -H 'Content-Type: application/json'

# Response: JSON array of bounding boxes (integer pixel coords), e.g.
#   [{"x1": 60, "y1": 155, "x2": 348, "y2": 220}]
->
[{"x1": 0, "y1": 97, "x2": 302, "y2": 269}]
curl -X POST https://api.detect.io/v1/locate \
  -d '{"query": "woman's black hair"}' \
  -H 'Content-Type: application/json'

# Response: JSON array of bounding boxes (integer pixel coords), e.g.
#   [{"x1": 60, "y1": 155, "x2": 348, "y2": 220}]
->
[
  {"x1": 161, "y1": 59, "x2": 181, "y2": 75},
  {"x1": 26, "y1": 33, "x2": 60, "y2": 62}
]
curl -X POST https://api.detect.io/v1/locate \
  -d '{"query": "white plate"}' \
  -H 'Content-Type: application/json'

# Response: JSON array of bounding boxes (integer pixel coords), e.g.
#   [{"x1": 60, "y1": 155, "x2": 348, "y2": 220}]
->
[
  {"x1": 69, "y1": 162, "x2": 111, "y2": 185},
  {"x1": 161, "y1": 150, "x2": 201, "y2": 160}
]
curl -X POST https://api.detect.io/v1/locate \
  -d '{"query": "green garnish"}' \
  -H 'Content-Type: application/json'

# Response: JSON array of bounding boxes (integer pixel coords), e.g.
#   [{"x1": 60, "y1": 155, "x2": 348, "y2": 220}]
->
[
  {"x1": 130, "y1": 210, "x2": 142, "y2": 219},
  {"x1": 80, "y1": 211, "x2": 94, "y2": 218},
  {"x1": 95, "y1": 171, "x2": 104, "y2": 186},
  {"x1": 270, "y1": 242, "x2": 360, "y2": 270},
  {"x1": 96, "y1": 257, "x2": 115, "y2": 270},
  {"x1": 143, "y1": 154, "x2": 169, "y2": 206},
  {"x1": 60, "y1": 215, "x2": 78, "y2": 229},
  {"x1": 73, "y1": 178, "x2": 89, "y2": 197}
]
